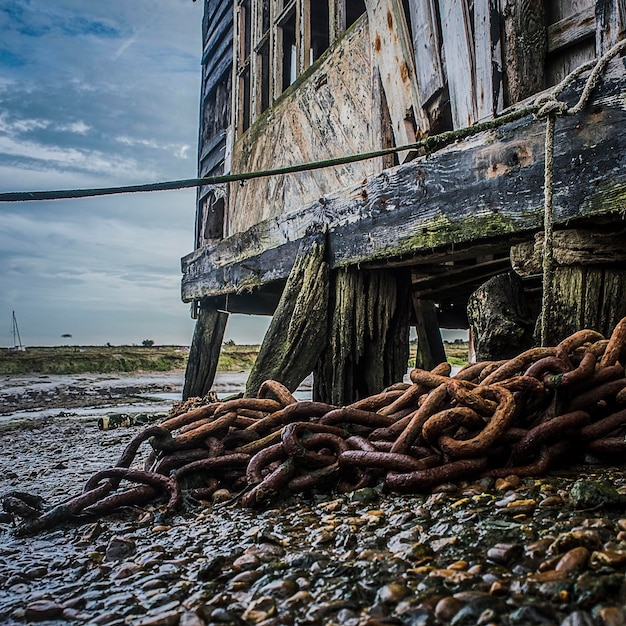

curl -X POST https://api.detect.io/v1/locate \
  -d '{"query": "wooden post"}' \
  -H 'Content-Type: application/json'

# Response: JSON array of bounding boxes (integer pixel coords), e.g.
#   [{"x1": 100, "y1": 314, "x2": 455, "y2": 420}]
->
[
  {"x1": 313, "y1": 267, "x2": 411, "y2": 406},
  {"x1": 412, "y1": 297, "x2": 447, "y2": 370},
  {"x1": 467, "y1": 272, "x2": 535, "y2": 360},
  {"x1": 511, "y1": 228, "x2": 626, "y2": 345},
  {"x1": 244, "y1": 230, "x2": 329, "y2": 397},
  {"x1": 499, "y1": 0, "x2": 547, "y2": 105},
  {"x1": 183, "y1": 301, "x2": 229, "y2": 400}
]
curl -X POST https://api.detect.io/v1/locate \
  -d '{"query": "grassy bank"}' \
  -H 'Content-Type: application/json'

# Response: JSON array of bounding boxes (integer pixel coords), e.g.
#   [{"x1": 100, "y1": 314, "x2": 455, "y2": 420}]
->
[
  {"x1": 0, "y1": 345, "x2": 189, "y2": 375},
  {"x1": 0, "y1": 341, "x2": 470, "y2": 376}
]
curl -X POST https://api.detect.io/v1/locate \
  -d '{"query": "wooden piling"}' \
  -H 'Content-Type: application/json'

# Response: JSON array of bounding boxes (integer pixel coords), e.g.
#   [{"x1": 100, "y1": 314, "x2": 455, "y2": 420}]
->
[
  {"x1": 313, "y1": 267, "x2": 411, "y2": 406},
  {"x1": 183, "y1": 303, "x2": 229, "y2": 400},
  {"x1": 244, "y1": 230, "x2": 329, "y2": 397}
]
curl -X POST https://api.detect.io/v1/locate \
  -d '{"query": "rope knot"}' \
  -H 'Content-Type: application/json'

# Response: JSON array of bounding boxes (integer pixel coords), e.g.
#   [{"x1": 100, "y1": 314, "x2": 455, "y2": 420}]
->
[{"x1": 534, "y1": 96, "x2": 569, "y2": 119}]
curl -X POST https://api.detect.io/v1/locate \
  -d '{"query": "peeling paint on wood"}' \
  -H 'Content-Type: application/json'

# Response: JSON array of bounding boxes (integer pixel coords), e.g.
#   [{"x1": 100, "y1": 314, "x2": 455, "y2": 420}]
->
[{"x1": 226, "y1": 15, "x2": 383, "y2": 237}]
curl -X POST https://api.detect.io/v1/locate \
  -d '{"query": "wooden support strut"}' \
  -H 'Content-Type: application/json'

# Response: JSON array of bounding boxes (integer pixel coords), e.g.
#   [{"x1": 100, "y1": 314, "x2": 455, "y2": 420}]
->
[
  {"x1": 244, "y1": 228, "x2": 329, "y2": 398},
  {"x1": 183, "y1": 303, "x2": 229, "y2": 400}
]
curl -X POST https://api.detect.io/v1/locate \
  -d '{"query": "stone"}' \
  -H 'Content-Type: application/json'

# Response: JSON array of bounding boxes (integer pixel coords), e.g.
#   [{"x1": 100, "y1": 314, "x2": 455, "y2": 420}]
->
[
  {"x1": 435, "y1": 596, "x2": 464, "y2": 622},
  {"x1": 569, "y1": 480, "x2": 626, "y2": 509},
  {"x1": 555, "y1": 547, "x2": 590, "y2": 574},
  {"x1": 105, "y1": 536, "x2": 136, "y2": 562},
  {"x1": 24, "y1": 600, "x2": 64, "y2": 622}
]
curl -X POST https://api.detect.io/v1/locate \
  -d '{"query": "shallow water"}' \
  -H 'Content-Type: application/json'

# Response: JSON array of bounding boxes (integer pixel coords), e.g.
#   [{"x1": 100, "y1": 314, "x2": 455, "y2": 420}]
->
[{"x1": 0, "y1": 370, "x2": 313, "y2": 424}]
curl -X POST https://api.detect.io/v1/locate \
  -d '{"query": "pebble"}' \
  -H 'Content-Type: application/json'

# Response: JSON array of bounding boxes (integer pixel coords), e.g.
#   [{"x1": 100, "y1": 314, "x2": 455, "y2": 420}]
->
[
  {"x1": 555, "y1": 546, "x2": 590, "y2": 573},
  {"x1": 435, "y1": 596, "x2": 465, "y2": 621},
  {"x1": 486, "y1": 543, "x2": 522, "y2": 565},
  {"x1": 105, "y1": 536, "x2": 136, "y2": 561},
  {"x1": 596, "y1": 607, "x2": 626, "y2": 626},
  {"x1": 24, "y1": 600, "x2": 64, "y2": 621},
  {"x1": 4, "y1": 418, "x2": 626, "y2": 626}
]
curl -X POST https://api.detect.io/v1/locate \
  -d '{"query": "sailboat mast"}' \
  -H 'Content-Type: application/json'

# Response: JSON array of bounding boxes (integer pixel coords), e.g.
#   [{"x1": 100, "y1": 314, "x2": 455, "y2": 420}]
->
[{"x1": 12, "y1": 311, "x2": 23, "y2": 350}]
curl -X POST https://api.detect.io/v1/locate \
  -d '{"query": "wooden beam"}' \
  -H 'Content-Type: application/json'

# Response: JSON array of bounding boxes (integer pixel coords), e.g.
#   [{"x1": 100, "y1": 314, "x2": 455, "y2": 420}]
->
[
  {"x1": 181, "y1": 57, "x2": 626, "y2": 302},
  {"x1": 548, "y1": 6, "x2": 596, "y2": 53},
  {"x1": 411, "y1": 257, "x2": 513, "y2": 299}
]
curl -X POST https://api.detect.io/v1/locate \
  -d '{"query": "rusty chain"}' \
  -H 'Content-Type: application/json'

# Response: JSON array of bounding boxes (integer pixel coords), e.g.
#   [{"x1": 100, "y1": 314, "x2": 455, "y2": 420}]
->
[{"x1": 8, "y1": 316, "x2": 626, "y2": 535}]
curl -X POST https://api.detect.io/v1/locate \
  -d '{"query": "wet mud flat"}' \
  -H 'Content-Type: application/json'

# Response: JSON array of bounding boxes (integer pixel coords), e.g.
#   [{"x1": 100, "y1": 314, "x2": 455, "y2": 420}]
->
[{"x1": 2, "y1": 410, "x2": 626, "y2": 625}]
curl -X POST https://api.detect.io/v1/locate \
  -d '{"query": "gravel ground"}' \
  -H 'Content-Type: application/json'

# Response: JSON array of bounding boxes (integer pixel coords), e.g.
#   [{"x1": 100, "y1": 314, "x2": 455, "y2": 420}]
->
[{"x1": 2, "y1": 378, "x2": 626, "y2": 625}]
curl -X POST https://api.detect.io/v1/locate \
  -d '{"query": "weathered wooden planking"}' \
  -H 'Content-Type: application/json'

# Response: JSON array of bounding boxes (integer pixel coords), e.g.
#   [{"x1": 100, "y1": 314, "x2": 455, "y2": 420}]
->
[
  {"x1": 181, "y1": 57, "x2": 626, "y2": 302},
  {"x1": 500, "y1": 0, "x2": 546, "y2": 105},
  {"x1": 474, "y1": 0, "x2": 504, "y2": 120},
  {"x1": 364, "y1": 0, "x2": 428, "y2": 154},
  {"x1": 225, "y1": 15, "x2": 383, "y2": 236},
  {"x1": 596, "y1": 0, "x2": 626, "y2": 53},
  {"x1": 406, "y1": 0, "x2": 444, "y2": 108},
  {"x1": 547, "y1": 6, "x2": 595, "y2": 53},
  {"x1": 438, "y1": 0, "x2": 477, "y2": 128}
]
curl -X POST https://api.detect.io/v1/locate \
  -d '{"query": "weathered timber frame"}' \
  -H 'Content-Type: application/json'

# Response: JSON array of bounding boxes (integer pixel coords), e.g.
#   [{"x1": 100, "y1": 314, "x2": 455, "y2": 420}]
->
[
  {"x1": 182, "y1": 56, "x2": 626, "y2": 309},
  {"x1": 185, "y1": 0, "x2": 626, "y2": 399},
  {"x1": 233, "y1": 0, "x2": 365, "y2": 137}
]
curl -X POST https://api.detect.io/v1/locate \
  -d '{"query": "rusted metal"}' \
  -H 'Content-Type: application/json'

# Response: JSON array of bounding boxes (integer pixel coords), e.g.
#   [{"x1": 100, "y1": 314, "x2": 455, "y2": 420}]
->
[{"x1": 11, "y1": 318, "x2": 626, "y2": 533}]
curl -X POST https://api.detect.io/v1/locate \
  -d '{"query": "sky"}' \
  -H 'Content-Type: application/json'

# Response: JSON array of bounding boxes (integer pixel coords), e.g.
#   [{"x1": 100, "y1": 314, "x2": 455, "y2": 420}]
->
[{"x1": 0, "y1": 0, "x2": 270, "y2": 347}]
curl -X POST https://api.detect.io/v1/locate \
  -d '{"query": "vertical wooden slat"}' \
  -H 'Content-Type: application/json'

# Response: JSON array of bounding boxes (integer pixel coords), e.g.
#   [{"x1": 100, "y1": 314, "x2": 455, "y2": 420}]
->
[
  {"x1": 330, "y1": 0, "x2": 346, "y2": 42},
  {"x1": 406, "y1": 0, "x2": 445, "y2": 107},
  {"x1": 474, "y1": 0, "x2": 504, "y2": 120},
  {"x1": 596, "y1": 0, "x2": 626, "y2": 53},
  {"x1": 438, "y1": 0, "x2": 477, "y2": 129},
  {"x1": 299, "y1": 0, "x2": 311, "y2": 72},
  {"x1": 499, "y1": 0, "x2": 546, "y2": 105},
  {"x1": 364, "y1": 0, "x2": 429, "y2": 158}
]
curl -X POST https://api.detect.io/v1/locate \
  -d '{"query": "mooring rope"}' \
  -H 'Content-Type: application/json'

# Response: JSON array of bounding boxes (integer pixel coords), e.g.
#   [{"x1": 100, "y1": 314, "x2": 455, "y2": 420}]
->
[
  {"x1": 533, "y1": 39, "x2": 626, "y2": 345},
  {"x1": 0, "y1": 39, "x2": 624, "y2": 204},
  {"x1": 540, "y1": 114, "x2": 556, "y2": 347}
]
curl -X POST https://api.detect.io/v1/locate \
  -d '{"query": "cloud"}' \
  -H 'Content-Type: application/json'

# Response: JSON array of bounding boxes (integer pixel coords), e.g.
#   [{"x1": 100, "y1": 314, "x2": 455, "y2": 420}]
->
[
  {"x1": 0, "y1": 0, "x2": 208, "y2": 346},
  {"x1": 112, "y1": 30, "x2": 141, "y2": 61},
  {"x1": 57, "y1": 121, "x2": 91, "y2": 134}
]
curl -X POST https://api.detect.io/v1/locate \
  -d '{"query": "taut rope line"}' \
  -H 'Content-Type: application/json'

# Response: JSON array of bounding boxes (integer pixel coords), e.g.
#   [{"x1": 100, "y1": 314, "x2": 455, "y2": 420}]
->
[{"x1": 0, "y1": 40, "x2": 624, "y2": 204}]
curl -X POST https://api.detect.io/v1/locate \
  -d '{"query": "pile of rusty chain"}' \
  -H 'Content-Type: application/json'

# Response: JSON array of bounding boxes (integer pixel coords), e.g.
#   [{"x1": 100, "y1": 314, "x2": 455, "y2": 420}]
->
[{"x1": 12, "y1": 317, "x2": 626, "y2": 536}]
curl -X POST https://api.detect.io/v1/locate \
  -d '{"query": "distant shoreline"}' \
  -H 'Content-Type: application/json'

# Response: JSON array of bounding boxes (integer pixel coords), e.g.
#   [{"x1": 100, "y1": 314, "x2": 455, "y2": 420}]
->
[
  {"x1": 0, "y1": 341, "x2": 469, "y2": 376},
  {"x1": 0, "y1": 344, "x2": 259, "y2": 376}
]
